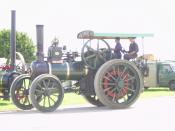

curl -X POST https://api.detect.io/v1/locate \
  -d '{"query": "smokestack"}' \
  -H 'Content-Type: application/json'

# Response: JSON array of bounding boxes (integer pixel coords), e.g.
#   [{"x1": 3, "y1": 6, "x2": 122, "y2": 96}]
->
[
  {"x1": 36, "y1": 25, "x2": 44, "y2": 62},
  {"x1": 10, "y1": 10, "x2": 16, "y2": 70}
]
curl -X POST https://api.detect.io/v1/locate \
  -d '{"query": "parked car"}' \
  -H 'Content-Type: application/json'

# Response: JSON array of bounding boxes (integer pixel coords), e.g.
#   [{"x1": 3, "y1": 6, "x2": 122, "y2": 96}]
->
[{"x1": 144, "y1": 60, "x2": 175, "y2": 90}]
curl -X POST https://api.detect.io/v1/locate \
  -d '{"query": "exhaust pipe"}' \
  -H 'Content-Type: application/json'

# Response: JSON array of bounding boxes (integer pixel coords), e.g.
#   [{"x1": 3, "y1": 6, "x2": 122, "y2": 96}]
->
[
  {"x1": 36, "y1": 25, "x2": 44, "y2": 62},
  {"x1": 10, "y1": 10, "x2": 16, "y2": 70},
  {"x1": 30, "y1": 25, "x2": 47, "y2": 78}
]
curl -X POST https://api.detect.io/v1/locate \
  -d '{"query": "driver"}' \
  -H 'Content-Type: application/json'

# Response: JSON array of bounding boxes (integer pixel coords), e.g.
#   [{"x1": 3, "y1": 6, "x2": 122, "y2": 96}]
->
[
  {"x1": 113, "y1": 38, "x2": 123, "y2": 59},
  {"x1": 124, "y1": 37, "x2": 139, "y2": 60}
]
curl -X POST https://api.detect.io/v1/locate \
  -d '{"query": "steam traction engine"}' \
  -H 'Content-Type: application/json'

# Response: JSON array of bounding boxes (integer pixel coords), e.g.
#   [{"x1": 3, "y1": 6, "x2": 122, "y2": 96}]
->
[{"x1": 10, "y1": 25, "x2": 144, "y2": 112}]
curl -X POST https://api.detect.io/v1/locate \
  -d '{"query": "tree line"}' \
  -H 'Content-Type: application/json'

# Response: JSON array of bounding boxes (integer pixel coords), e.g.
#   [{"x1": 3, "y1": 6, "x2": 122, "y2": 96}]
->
[{"x1": 0, "y1": 29, "x2": 36, "y2": 63}]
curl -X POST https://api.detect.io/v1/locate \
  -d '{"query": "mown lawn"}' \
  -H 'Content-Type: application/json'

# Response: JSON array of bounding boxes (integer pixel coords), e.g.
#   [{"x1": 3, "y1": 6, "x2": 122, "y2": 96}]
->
[
  {"x1": 0, "y1": 93, "x2": 88, "y2": 112},
  {"x1": 140, "y1": 87, "x2": 175, "y2": 99},
  {"x1": 0, "y1": 87, "x2": 175, "y2": 111}
]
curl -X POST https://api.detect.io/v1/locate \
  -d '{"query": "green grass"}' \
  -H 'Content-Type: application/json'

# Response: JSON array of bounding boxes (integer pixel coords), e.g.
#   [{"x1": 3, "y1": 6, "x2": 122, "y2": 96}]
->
[
  {"x1": 0, "y1": 87, "x2": 175, "y2": 111},
  {"x1": 140, "y1": 87, "x2": 175, "y2": 99},
  {"x1": 0, "y1": 93, "x2": 88, "y2": 112},
  {"x1": 0, "y1": 100, "x2": 16, "y2": 111}
]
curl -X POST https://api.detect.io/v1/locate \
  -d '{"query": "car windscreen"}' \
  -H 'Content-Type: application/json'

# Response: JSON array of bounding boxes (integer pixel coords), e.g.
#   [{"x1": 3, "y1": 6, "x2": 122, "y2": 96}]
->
[{"x1": 171, "y1": 64, "x2": 175, "y2": 72}]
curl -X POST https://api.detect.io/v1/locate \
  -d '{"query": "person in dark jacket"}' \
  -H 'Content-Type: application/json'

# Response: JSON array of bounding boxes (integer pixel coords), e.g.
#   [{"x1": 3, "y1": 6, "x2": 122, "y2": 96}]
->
[
  {"x1": 48, "y1": 38, "x2": 63, "y2": 62},
  {"x1": 113, "y1": 38, "x2": 123, "y2": 59},
  {"x1": 124, "y1": 37, "x2": 139, "y2": 60}
]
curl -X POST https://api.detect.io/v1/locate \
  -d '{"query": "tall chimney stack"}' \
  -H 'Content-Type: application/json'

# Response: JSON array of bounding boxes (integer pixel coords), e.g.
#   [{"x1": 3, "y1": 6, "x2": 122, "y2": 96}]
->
[
  {"x1": 36, "y1": 25, "x2": 44, "y2": 62},
  {"x1": 10, "y1": 10, "x2": 16, "y2": 70}
]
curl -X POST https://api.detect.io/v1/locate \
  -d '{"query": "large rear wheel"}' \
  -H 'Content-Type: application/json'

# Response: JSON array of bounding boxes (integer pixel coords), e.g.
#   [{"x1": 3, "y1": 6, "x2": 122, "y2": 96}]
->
[{"x1": 94, "y1": 59, "x2": 143, "y2": 109}]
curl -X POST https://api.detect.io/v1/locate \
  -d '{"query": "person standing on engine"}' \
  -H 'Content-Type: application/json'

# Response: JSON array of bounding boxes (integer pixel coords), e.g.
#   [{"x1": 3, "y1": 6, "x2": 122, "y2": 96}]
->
[
  {"x1": 113, "y1": 38, "x2": 123, "y2": 59},
  {"x1": 48, "y1": 38, "x2": 62, "y2": 62}
]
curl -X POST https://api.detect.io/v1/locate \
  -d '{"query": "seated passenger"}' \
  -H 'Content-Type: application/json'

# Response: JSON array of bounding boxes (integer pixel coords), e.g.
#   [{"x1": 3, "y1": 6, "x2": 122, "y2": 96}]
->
[{"x1": 124, "y1": 37, "x2": 139, "y2": 60}]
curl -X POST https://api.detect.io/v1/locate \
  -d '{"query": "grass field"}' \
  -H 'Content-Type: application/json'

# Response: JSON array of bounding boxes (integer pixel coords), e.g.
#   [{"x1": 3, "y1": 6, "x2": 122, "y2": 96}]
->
[{"x1": 0, "y1": 87, "x2": 175, "y2": 111}]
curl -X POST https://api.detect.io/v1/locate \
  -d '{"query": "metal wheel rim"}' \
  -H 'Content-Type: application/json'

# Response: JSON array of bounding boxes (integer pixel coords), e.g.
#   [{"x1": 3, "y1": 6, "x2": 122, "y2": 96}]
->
[
  {"x1": 30, "y1": 76, "x2": 63, "y2": 111},
  {"x1": 99, "y1": 62, "x2": 141, "y2": 105},
  {"x1": 13, "y1": 76, "x2": 32, "y2": 108}
]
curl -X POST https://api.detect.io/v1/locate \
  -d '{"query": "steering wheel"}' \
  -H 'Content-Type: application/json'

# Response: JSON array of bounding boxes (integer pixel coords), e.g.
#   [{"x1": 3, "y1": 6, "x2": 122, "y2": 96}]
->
[{"x1": 81, "y1": 39, "x2": 112, "y2": 70}]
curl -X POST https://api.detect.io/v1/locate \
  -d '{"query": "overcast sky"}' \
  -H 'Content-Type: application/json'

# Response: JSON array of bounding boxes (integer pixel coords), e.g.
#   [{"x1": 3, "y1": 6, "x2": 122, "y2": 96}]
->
[{"x1": 0, "y1": 0, "x2": 175, "y2": 60}]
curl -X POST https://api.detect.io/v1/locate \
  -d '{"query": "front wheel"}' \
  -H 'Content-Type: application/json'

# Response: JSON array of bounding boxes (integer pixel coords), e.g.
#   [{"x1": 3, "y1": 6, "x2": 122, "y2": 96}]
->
[
  {"x1": 29, "y1": 74, "x2": 64, "y2": 112},
  {"x1": 94, "y1": 59, "x2": 143, "y2": 109}
]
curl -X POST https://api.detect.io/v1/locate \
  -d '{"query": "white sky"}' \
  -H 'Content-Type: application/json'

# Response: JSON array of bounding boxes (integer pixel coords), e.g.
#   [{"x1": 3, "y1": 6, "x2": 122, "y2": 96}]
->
[{"x1": 0, "y1": 0, "x2": 175, "y2": 60}]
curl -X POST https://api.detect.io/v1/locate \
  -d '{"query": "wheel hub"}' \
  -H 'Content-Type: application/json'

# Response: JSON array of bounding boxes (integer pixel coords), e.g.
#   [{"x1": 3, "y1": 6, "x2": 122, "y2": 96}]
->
[
  {"x1": 43, "y1": 90, "x2": 49, "y2": 96},
  {"x1": 117, "y1": 79, "x2": 125, "y2": 89}
]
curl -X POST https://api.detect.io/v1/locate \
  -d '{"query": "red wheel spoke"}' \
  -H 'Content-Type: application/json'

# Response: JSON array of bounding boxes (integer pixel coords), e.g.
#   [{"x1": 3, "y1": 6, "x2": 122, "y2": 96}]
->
[
  {"x1": 104, "y1": 87, "x2": 113, "y2": 92},
  {"x1": 103, "y1": 76, "x2": 111, "y2": 81},
  {"x1": 122, "y1": 74, "x2": 128, "y2": 80},
  {"x1": 106, "y1": 71, "x2": 117, "y2": 81},
  {"x1": 102, "y1": 82, "x2": 116, "y2": 86}
]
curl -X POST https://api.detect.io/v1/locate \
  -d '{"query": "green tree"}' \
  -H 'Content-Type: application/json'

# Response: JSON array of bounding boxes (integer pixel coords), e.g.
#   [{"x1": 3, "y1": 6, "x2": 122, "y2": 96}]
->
[{"x1": 0, "y1": 29, "x2": 36, "y2": 63}]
